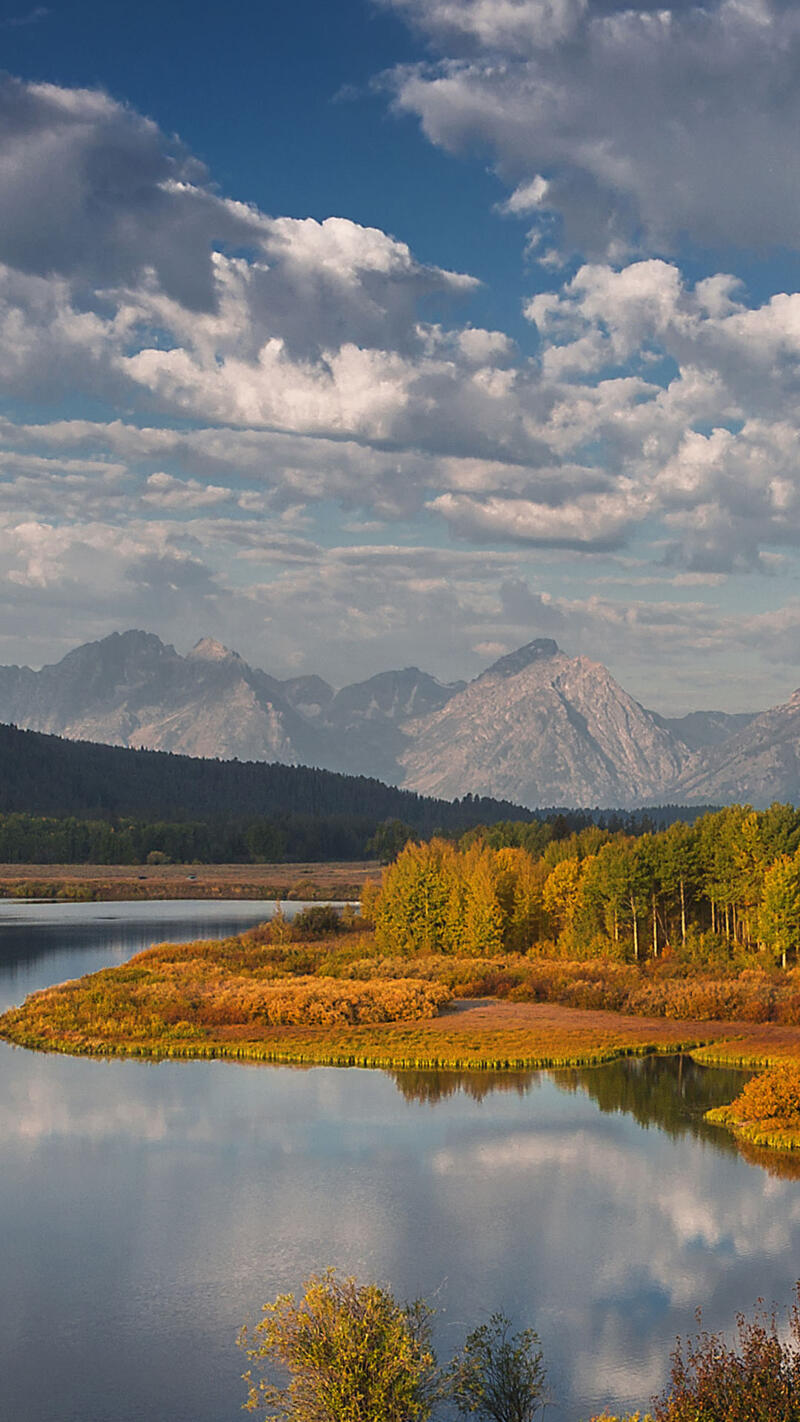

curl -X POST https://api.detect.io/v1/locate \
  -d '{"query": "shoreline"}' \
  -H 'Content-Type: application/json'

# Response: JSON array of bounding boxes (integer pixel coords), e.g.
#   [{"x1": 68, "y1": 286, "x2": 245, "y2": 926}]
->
[
  {"x1": 5, "y1": 995, "x2": 800, "y2": 1074},
  {"x1": 0, "y1": 860, "x2": 379, "y2": 902}
]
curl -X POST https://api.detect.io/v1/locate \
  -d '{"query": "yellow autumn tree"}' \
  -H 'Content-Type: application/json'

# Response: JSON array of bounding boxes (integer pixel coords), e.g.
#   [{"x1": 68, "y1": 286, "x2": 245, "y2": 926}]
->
[
  {"x1": 444, "y1": 841, "x2": 504, "y2": 956},
  {"x1": 495, "y1": 846, "x2": 548, "y2": 951},
  {"x1": 542, "y1": 857, "x2": 586, "y2": 943},
  {"x1": 373, "y1": 839, "x2": 452, "y2": 954}
]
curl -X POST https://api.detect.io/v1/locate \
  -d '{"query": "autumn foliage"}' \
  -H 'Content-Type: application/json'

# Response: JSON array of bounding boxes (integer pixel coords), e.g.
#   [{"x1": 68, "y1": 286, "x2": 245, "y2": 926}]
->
[
  {"x1": 368, "y1": 805, "x2": 800, "y2": 967},
  {"x1": 706, "y1": 1063, "x2": 800, "y2": 1150},
  {"x1": 0, "y1": 919, "x2": 450, "y2": 1052},
  {"x1": 240, "y1": 1271, "x2": 440, "y2": 1422}
]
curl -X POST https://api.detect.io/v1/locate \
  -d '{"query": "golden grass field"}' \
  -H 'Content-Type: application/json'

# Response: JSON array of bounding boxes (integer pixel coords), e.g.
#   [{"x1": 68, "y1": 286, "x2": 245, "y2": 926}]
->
[{"x1": 0, "y1": 860, "x2": 380, "y2": 901}]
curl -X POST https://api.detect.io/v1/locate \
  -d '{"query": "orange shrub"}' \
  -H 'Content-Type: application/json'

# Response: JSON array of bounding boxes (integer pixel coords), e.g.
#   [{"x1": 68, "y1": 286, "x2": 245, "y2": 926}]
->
[{"x1": 726, "y1": 1064, "x2": 800, "y2": 1125}]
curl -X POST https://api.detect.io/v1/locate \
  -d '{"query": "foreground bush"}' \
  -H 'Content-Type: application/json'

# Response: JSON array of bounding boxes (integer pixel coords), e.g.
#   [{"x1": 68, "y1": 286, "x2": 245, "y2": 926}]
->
[
  {"x1": 240, "y1": 1272, "x2": 547, "y2": 1422},
  {"x1": 242, "y1": 1276, "x2": 800, "y2": 1422},
  {"x1": 240, "y1": 1271, "x2": 440, "y2": 1422},
  {"x1": 447, "y1": 1312, "x2": 547, "y2": 1422},
  {"x1": 590, "y1": 1286, "x2": 800, "y2": 1420}
]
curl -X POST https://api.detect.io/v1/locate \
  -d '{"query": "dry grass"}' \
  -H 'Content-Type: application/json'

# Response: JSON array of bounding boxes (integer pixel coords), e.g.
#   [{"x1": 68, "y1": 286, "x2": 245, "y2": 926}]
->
[
  {"x1": 0, "y1": 860, "x2": 379, "y2": 902},
  {"x1": 0, "y1": 982, "x2": 751, "y2": 1071}
]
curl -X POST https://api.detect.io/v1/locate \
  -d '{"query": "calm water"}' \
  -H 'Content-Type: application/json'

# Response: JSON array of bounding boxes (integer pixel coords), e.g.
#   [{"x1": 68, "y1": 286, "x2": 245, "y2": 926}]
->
[{"x1": 0, "y1": 903, "x2": 797, "y2": 1422}]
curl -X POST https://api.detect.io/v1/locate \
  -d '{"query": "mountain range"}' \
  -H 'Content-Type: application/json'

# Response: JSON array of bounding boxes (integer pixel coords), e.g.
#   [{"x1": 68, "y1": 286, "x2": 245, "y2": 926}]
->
[{"x1": 1, "y1": 628, "x2": 796, "y2": 809}]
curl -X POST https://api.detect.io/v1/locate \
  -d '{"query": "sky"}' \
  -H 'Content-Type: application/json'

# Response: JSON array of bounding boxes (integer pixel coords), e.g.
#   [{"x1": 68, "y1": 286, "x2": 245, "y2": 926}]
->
[{"x1": 4, "y1": 0, "x2": 800, "y2": 710}]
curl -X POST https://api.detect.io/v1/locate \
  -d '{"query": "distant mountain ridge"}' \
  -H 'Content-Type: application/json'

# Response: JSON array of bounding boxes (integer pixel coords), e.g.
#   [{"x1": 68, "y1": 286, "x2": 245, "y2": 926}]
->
[{"x1": 0, "y1": 628, "x2": 795, "y2": 808}]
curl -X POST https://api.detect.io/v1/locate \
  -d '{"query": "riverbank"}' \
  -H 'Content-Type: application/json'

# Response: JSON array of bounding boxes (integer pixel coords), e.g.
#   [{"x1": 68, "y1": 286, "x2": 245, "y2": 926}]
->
[
  {"x1": 0, "y1": 860, "x2": 380, "y2": 901},
  {"x1": 6, "y1": 981, "x2": 800, "y2": 1072},
  {"x1": 7, "y1": 918, "x2": 800, "y2": 1157}
]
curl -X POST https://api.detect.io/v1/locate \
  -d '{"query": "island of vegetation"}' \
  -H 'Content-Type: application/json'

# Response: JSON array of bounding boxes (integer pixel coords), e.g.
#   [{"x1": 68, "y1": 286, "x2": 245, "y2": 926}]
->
[{"x1": 7, "y1": 805, "x2": 800, "y2": 1152}]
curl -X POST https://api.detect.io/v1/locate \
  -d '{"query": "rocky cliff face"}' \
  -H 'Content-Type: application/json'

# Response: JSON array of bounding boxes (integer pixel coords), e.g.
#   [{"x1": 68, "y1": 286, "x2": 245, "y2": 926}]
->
[
  {"x1": 0, "y1": 630, "x2": 318, "y2": 764},
  {"x1": 0, "y1": 633, "x2": 469, "y2": 783},
  {"x1": 397, "y1": 640, "x2": 688, "y2": 808}
]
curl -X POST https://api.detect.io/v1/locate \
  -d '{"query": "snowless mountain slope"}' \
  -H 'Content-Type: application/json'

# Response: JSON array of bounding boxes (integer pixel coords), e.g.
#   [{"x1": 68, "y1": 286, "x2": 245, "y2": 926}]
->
[
  {"x1": 0, "y1": 630, "x2": 317, "y2": 764},
  {"x1": 671, "y1": 690, "x2": 800, "y2": 808},
  {"x1": 398, "y1": 640, "x2": 689, "y2": 808}
]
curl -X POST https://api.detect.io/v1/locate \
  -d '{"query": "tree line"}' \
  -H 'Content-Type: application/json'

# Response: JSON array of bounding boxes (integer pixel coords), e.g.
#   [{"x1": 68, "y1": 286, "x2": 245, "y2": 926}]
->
[
  {"x1": 0, "y1": 722, "x2": 535, "y2": 829},
  {"x1": 0, "y1": 722, "x2": 715, "y2": 864},
  {"x1": 366, "y1": 803, "x2": 800, "y2": 966}
]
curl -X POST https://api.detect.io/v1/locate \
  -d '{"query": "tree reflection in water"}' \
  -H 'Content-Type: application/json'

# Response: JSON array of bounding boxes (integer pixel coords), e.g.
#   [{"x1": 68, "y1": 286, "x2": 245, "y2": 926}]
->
[
  {"x1": 389, "y1": 1054, "x2": 800, "y2": 1173},
  {"x1": 390, "y1": 1066, "x2": 539, "y2": 1105}
]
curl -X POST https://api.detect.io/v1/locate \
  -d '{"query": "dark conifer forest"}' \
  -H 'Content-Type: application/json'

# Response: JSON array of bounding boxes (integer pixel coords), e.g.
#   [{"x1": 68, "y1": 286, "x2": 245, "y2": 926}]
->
[{"x1": 0, "y1": 723, "x2": 715, "y2": 864}]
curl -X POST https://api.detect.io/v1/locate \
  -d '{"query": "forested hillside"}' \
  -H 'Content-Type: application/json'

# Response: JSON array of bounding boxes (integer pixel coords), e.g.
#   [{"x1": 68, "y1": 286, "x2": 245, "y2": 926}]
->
[
  {"x1": 0, "y1": 723, "x2": 715, "y2": 864},
  {"x1": 0, "y1": 722, "x2": 538, "y2": 862}
]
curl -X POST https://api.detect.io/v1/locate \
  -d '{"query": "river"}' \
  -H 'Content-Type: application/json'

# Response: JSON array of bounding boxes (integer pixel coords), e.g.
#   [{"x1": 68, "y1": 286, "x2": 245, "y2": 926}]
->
[{"x1": 0, "y1": 900, "x2": 796, "y2": 1422}]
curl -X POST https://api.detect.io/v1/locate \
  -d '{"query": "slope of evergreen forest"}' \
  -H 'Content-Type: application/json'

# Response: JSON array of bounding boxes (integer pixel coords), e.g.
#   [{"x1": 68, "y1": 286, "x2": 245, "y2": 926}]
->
[
  {"x1": 0, "y1": 723, "x2": 719, "y2": 864},
  {"x1": 0, "y1": 722, "x2": 528, "y2": 822},
  {"x1": 0, "y1": 721, "x2": 534, "y2": 862}
]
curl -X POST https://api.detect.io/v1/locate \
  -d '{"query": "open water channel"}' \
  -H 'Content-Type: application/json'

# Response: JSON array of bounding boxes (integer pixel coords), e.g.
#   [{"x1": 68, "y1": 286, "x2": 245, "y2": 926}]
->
[{"x1": 0, "y1": 901, "x2": 798, "y2": 1422}]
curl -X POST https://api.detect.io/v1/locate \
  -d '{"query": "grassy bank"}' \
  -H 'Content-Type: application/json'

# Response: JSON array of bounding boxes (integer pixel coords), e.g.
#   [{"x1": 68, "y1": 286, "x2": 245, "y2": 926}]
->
[
  {"x1": 0, "y1": 860, "x2": 379, "y2": 902},
  {"x1": 0, "y1": 995, "x2": 710, "y2": 1070},
  {"x1": 2, "y1": 918, "x2": 800, "y2": 1072}
]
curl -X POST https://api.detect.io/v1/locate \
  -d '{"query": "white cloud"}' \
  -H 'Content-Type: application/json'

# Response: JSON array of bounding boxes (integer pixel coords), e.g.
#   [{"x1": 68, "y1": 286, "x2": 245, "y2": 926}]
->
[
  {"x1": 4, "y1": 71, "x2": 800, "y2": 704},
  {"x1": 382, "y1": 0, "x2": 800, "y2": 257},
  {"x1": 428, "y1": 486, "x2": 643, "y2": 548}
]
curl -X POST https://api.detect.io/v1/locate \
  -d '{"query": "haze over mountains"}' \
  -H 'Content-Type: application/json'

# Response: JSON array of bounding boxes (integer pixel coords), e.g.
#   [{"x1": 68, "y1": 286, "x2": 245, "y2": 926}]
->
[{"x1": 2, "y1": 628, "x2": 797, "y2": 809}]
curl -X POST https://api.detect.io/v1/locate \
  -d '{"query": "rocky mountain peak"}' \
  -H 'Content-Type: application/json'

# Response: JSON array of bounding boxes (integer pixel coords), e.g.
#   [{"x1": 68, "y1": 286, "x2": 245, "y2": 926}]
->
[
  {"x1": 188, "y1": 637, "x2": 241, "y2": 664},
  {"x1": 479, "y1": 639, "x2": 561, "y2": 681},
  {"x1": 62, "y1": 629, "x2": 171, "y2": 664}
]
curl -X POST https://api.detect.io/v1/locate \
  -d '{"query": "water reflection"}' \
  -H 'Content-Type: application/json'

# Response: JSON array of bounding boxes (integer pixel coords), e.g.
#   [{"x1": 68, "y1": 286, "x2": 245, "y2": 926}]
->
[
  {"x1": 2, "y1": 906, "x2": 800, "y2": 1422},
  {"x1": 555, "y1": 1053, "x2": 750, "y2": 1149},
  {"x1": 391, "y1": 1067, "x2": 539, "y2": 1104},
  {"x1": 392, "y1": 1055, "x2": 748, "y2": 1151}
]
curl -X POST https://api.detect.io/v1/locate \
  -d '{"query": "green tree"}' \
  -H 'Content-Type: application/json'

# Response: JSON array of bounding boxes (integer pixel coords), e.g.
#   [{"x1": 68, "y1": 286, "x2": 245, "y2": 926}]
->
[
  {"x1": 582, "y1": 839, "x2": 629, "y2": 950},
  {"x1": 657, "y1": 820, "x2": 698, "y2": 948},
  {"x1": 239, "y1": 1270, "x2": 440, "y2": 1422},
  {"x1": 448, "y1": 1312, "x2": 548, "y2": 1422},
  {"x1": 373, "y1": 839, "x2": 452, "y2": 954},
  {"x1": 760, "y1": 852, "x2": 800, "y2": 968},
  {"x1": 367, "y1": 819, "x2": 416, "y2": 864}
]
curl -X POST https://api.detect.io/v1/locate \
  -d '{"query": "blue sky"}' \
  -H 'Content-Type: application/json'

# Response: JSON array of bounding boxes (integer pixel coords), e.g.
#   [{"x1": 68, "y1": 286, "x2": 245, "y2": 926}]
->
[{"x1": 3, "y1": 0, "x2": 800, "y2": 711}]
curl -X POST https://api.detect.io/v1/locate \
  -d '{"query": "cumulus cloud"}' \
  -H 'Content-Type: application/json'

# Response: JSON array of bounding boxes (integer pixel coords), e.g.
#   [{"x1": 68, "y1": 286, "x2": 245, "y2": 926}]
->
[
  {"x1": 5, "y1": 70, "x2": 800, "y2": 703},
  {"x1": 0, "y1": 75, "x2": 485, "y2": 433},
  {"x1": 382, "y1": 0, "x2": 800, "y2": 257},
  {"x1": 0, "y1": 77, "x2": 252, "y2": 310}
]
